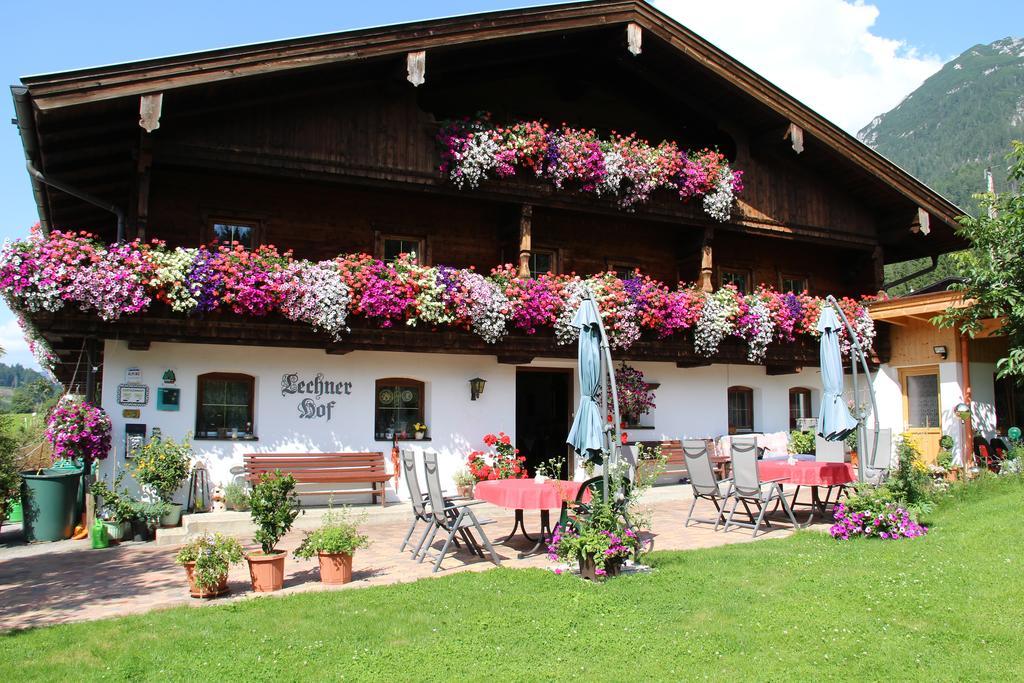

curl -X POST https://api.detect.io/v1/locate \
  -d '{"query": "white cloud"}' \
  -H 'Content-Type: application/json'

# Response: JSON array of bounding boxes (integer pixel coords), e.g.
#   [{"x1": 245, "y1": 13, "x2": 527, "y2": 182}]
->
[
  {"x1": 0, "y1": 307, "x2": 39, "y2": 370},
  {"x1": 654, "y1": 0, "x2": 944, "y2": 133}
]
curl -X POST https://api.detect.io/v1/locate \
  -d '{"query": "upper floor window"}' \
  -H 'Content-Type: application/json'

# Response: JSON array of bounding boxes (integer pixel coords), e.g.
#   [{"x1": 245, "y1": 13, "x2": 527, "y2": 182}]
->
[
  {"x1": 727, "y1": 385, "x2": 754, "y2": 434},
  {"x1": 379, "y1": 234, "x2": 425, "y2": 264},
  {"x1": 529, "y1": 249, "x2": 558, "y2": 278},
  {"x1": 720, "y1": 268, "x2": 752, "y2": 294},
  {"x1": 608, "y1": 260, "x2": 640, "y2": 278},
  {"x1": 789, "y1": 387, "x2": 813, "y2": 429},
  {"x1": 196, "y1": 372, "x2": 255, "y2": 439},
  {"x1": 375, "y1": 378, "x2": 425, "y2": 441},
  {"x1": 209, "y1": 219, "x2": 259, "y2": 250},
  {"x1": 781, "y1": 274, "x2": 809, "y2": 294}
]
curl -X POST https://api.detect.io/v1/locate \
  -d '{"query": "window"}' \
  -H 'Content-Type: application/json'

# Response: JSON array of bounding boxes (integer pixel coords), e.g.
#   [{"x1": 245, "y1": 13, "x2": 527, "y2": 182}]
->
[
  {"x1": 720, "y1": 268, "x2": 752, "y2": 294},
  {"x1": 905, "y1": 372, "x2": 940, "y2": 429},
  {"x1": 196, "y1": 373, "x2": 255, "y2": 439},
  {"x1": 727, "y1": 386, "x2": 754, "y2": 434},
  {"x1": 608, "y1": 261, "x2": 640, "y2": 278},
  {"x1": 380, "y1": 235, "x2": 425, "y2": 264},
  {"x1": 529, "y1": 249, "x2": 557, "y2": 278},
  {"x1": 375, "y1": 378, "x2": 425, "y2": 440},
  {"x1": 209, "y1": 220, "x2": 259, "y2": 249},
  {"x1": 781, "y1": 274, "x2": 809, "y2": 293},
  {"x1": 789, "y1": 387, "x2": 813, "y2": 429}
]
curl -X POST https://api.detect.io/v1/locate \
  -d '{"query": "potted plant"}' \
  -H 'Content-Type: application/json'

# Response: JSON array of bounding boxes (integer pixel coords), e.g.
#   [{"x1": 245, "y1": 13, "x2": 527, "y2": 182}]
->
[
  {"x1": 175, "y1": 532, "x2": 245, "y2": 598},
  {"x1": 131, "y1": 433, "x2": 193, "y2": 527},
  {"x1": 293, "y1": 507, "x2": 370, "y2": 584},
  {"x1": 633, "y1": 444, "x2": 667, "y2": 485},
  {"x1": 466, "y1": 432, "x2": 527, "y2": 482},
  {"x1": 413, "y1": 422, "x2": 428, "y2": 440},
  {"x1": 246, "y1": 470, "x2": 302, "y2": 592},
  {"x1": 223, "y1": 481, "x2": 251, "y2": 511},
  {"x1": 128, "y1": 500, "x2": 170, "y2": 541},
  {"x1": 452, "y1": 467, "x2": 476, "y2": 498},
  {"x1": 90, "y1": 471, "x2": 138, "y2": 541},
  {"x1": 22, "y1": 398, "x2": 111, "y2": 542},
  {"x1": 548, "y1": 502, "x2": 641, "y2": 581},
  {"x1": 615, "y1": 363, "x2": 655, "y2": 427}
]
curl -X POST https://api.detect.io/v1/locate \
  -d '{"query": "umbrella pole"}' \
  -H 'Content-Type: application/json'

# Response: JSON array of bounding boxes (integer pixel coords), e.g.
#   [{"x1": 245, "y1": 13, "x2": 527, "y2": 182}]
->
[{"x1": 826, "y1": 296, "x2": 879, "y2": 484}]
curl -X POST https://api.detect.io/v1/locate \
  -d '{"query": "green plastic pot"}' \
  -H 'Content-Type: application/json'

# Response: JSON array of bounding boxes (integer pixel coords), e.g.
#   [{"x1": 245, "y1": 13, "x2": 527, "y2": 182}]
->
[
  {"x1": 20, "y1": 467, "x2": 83, "y2": 543},
  {"x1": 7, "y1": 500, "x2": 23, "y2": 523},
  {"x1": 160, "y1": 503, "x2": 184, "y2": 528},
  {"x1": 103, "y1": 520, "x2": 132, "y2": 542}
]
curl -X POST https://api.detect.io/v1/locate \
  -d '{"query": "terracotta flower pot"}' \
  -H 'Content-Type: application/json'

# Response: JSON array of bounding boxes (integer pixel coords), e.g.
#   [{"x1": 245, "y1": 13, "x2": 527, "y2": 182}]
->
[
  {"x1": 318, "y1": 552, "x2": 354, "y2": 584},
  {"x1": 246, "y1": 552, "x2": 286, "y2": 592},
  {"x1": 183, "y1": 562, "x2": 230, "y2": 598},
  {"x1": 456, "y1": 484, "x2": 474, "y2": 499}
]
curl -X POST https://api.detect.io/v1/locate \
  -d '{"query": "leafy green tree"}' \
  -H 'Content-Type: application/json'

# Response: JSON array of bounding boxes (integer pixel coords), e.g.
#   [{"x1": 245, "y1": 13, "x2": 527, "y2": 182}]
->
[
  {"x1": 938, "y1": 141, "x2": 1024, "y2": 379},
  {"x1": 7, "y1": 379, "x2": 58, "y2": 414}
]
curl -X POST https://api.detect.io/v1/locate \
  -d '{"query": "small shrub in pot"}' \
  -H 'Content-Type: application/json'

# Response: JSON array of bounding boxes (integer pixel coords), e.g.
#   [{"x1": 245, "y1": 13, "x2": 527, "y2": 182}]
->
[
  {"x1": 294, "y1": 507, "x2": 369, "y2": 584},
  {"x1": 175, "y1": 532, "x2": 244, "y2": 598},
  {"x1": 246, "y1": 470, "x2": 301, "y2": 592}
]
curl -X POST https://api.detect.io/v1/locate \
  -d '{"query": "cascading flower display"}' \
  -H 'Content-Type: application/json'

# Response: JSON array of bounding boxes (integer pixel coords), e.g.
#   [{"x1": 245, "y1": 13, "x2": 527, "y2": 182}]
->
[
  {"x1": 0, "y1": 230, "x2": 877, "y2": 366},
  {"x1": 829, "y1": 502, "x2": 927, "y2": 540},
  {"x1": 45, "y1": 396, "x2": 113, "y2": 463},
  {"x1": 437, "y1": 115, "x2": 744, "y2": 220}
]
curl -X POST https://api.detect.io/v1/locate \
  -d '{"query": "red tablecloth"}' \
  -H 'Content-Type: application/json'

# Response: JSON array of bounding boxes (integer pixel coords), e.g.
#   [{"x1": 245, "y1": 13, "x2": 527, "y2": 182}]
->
[
  {"x1": 474, "y1": 478, "x2": 584, "y2": 510},
  {"x1": 758, "y1": 461, "x2": 855, "y2": 487}
]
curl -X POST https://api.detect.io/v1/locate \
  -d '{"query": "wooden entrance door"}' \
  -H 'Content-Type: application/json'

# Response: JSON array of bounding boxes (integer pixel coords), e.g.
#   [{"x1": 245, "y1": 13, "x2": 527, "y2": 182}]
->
[{"x1": 900, "y1": 366, "x2": 941, "y2": 464}]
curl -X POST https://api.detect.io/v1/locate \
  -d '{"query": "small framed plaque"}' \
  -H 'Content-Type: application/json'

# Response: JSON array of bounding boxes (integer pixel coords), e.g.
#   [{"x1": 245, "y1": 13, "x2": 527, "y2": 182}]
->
[{"x1": 117, "y1": 383, "x2": 150, "y2": 407}]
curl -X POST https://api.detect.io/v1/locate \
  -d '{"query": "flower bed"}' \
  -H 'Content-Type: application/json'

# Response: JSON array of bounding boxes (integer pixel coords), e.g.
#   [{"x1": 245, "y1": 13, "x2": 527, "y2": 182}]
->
[
  {"x1": 0, "y1": 228, "x2": 876, "y2": 372},
  {"x1": 437, "y1": 115, "x2": 744, "y2": 220}
]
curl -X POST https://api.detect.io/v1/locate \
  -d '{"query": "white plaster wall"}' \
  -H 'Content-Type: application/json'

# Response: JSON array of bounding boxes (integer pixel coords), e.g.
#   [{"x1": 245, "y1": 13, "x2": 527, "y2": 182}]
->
[
  {"x1": 99, "y1": 341, "x2": 825, "y2": 504},
  {"x1": 871, "y1": 360, "x2": 999, "y2": 461}
]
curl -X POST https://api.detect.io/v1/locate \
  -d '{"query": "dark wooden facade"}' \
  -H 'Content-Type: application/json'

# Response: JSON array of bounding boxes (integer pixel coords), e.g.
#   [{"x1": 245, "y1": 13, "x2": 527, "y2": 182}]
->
[{"x1": 12, "y1": 1, "x2": 963, "y2": 383}]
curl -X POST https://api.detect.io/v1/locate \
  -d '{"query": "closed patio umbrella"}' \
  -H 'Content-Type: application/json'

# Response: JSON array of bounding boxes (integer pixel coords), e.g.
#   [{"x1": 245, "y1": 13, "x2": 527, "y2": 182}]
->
[
  {"x1": 816, "y1": 306, "x2": 858, "y2": 442},
  {"x1": 566, "y1": 295, "x2": 606, "y2": 465}
]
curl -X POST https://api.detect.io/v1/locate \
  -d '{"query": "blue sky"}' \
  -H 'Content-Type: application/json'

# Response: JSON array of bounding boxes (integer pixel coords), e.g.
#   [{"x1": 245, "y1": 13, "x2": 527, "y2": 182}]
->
[{"x1": 0, "y1": 0, "x2": 1021, "y2": 369}]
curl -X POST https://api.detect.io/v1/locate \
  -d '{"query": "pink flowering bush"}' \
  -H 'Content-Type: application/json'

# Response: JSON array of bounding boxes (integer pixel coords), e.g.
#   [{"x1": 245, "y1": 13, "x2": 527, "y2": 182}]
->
[
  {"x1": 829, "y1": 502, "x2": 927, "y2": 540},
  {"x1": 45, "y1": 397, "x2": 112, "y2": 463},
  {"x1": 437, "y1": 114, "x2": 744, "y2": 219},
  {"x1": 0, "y1": 231, "x2": 878, "y2": 366}
]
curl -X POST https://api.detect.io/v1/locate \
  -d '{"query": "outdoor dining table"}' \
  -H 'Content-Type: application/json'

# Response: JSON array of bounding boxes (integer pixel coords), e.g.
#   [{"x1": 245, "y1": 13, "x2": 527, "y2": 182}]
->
[
  {"x1": 758, "y1": 460, "x2": 856, "y2": 523},
  {"x1": 474, "y1": 478, "x2": 585, "y2": 558}
]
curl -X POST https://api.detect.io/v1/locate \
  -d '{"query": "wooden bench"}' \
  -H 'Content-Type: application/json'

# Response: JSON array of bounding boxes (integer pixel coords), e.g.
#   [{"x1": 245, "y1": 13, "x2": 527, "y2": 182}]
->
[
  {"x1": 633, "y1": 439, "x2": 730, "y2": 481},
  {"x1": 244, "y1": 452, "x2": 392, "y2": 507}
]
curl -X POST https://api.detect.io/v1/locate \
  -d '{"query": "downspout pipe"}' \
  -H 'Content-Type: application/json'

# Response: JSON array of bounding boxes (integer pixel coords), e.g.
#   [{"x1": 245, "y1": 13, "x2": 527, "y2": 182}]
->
[
  {"x1": 12, "y1": 85, "x2": 126, "y2": 243},
  {"x1": 25, "y1": 160, "x2": 126, "y2": 243}
]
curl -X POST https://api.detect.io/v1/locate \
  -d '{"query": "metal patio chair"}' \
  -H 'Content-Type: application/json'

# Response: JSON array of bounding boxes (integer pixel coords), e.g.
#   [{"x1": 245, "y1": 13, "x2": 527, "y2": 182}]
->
[
  {"x1": 682, "y1": 439, "x2": 734, "y2": 530},
  {"x1": 419, "y1": 451, "x2": 501, "y2": 572},
  {"x1": 399, "y1": 450, "x2": 475, "y2": 561},
  {"x1": 724, "y1": 439, "x2": 803, "y2": 537},
  {"x1": 814, "y1": 435, "x2": 848, "y2": 463}
]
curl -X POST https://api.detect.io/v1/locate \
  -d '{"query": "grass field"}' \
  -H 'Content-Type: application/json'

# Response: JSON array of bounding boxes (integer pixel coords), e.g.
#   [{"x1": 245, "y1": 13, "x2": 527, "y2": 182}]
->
[{"x1": 2, "y1": 476, "x2": 1021, "y2": 681}]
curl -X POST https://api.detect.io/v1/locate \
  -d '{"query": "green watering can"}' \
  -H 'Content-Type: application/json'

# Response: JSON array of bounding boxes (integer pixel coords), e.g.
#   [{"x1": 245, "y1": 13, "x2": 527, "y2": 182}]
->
[{"x1": 91, "y1": 518, "x2": 110, "y2": 549}]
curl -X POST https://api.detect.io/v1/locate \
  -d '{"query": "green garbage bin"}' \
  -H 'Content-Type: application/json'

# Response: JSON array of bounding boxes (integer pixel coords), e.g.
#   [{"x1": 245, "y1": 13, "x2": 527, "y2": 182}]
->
[
  {"x1": 7, "y1": 500, "x2": 23, "y2": 523},
  {"x1": 20, "y1": 467, "x2": 83, "y2": 542}
]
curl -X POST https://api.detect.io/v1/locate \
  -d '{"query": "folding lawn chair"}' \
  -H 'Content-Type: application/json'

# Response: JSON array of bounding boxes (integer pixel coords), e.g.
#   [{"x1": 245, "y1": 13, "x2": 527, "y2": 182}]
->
[{"x1": 681, "y1": 439, "x2": 733, "y2": 530}]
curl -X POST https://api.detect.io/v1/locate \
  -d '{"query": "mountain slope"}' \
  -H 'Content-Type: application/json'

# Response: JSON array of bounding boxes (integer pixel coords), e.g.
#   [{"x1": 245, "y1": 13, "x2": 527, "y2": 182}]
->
[
  {"x1": 859, "y1": 36, "x2": 1024, "y2": 212},
  {"x1": 859, "y1": 37, "x2": 1024, "y2": 294}
]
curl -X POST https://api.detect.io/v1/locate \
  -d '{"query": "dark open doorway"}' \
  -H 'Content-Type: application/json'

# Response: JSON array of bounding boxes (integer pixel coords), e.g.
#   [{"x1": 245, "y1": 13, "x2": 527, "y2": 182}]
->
[{"x1": 515, "y1": 368, "x2": 572, "y2": 478}]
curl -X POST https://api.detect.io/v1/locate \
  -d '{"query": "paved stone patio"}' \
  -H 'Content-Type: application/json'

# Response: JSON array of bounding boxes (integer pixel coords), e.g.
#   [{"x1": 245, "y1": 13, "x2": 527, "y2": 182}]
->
[{"x1": 0, "y1": 484, "x2": 813, "y2": 632}]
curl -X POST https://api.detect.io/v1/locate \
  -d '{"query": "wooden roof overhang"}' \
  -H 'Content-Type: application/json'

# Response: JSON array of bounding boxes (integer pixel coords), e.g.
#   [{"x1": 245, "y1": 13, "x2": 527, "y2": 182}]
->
[
  {"x1": 14, "y1": 0, "x2": 964, "y2": 260},
  {"x1": 868, "y1": 290, "x2": 1004, "y2": 337},
  {"x1": 32, "y1": 307, "x2": 821, "y2": 387}
]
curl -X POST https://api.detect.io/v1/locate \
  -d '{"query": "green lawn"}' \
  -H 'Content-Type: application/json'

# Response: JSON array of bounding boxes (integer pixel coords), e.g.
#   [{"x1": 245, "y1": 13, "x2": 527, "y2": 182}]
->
[{"x1": 3, "y1": 477, "x2": 1023, "y2": 681}]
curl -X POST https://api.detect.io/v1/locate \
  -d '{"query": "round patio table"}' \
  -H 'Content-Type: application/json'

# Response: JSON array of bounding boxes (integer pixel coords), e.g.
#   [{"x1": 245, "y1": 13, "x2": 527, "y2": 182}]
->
[
  {"x1": 759, "y1": 460, "x2": 856, "y2": 522},
  {"x1": 475, "y1": 478, "x2": 584, "y2": 558}
]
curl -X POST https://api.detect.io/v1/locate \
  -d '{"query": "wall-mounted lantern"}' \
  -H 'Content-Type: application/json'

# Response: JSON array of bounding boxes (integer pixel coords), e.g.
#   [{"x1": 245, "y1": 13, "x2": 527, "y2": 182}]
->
[{"x1": 469, "y1": 377, "x2": 487, "y2": 401}]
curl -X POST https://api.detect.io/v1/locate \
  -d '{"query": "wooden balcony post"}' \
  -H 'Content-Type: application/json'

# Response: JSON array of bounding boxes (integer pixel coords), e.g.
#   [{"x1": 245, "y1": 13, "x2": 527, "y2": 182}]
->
[
  {"x1": 699, "y1": 227, "x2": 714, "y2": 292},
  {"x1": 518, "y1": 204, "x2": 533, "y2": 278}
]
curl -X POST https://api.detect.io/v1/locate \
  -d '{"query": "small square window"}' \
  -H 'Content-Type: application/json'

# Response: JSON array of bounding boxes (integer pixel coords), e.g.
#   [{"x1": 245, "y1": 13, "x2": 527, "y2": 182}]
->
[
  {"x1": 196, "y1": 373, "x2": 255, "y2": 439},
  {"x1": 720, "y1": 269, "x2": 751, "y2": 294},
  {"x1": 781, "y1": 275, "x2": 809, "y2": 293},
  {"x1": 382, "y1": 236, "x2": 424, "y2": 264},
  {"x1": 608, "y1": 262, "x2": 640, "y2": 278},
  {"x1": 210, "y1": 221, "x2": 258, "y2": 250},
  {"x1": 375, "y1": 378, "x2": 425, "y2": 440},
  {"x1": 529, "y1": 250, "x2": 557, "y2": 278}
]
